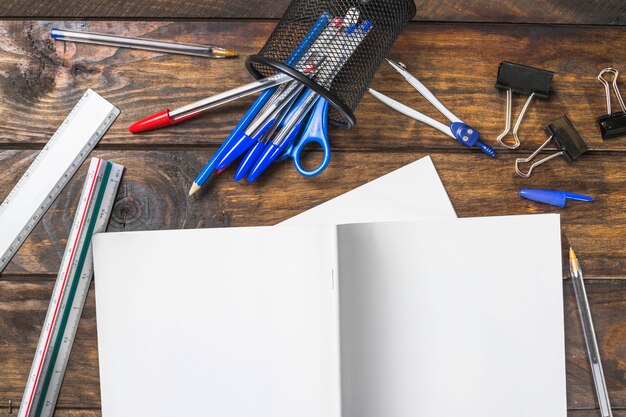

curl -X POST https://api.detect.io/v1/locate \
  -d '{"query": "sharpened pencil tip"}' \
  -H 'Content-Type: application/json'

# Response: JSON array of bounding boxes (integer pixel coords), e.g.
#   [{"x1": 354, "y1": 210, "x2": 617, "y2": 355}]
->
[
  {"x1": 225, "y1": 50, "x2": 238, "y2": 58},
  {"x1": 569, "y1": 247, "x2": 576, "y2": 262},
  {"x1": 189, "y1": 183, "x2": 201, "y2": 196}
]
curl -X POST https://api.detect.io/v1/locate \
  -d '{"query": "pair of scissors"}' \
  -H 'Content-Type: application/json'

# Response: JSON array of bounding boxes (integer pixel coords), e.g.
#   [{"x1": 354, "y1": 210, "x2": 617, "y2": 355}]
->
[{"x1": 278, "y1": 96, "x2": 330, "y2": 177}]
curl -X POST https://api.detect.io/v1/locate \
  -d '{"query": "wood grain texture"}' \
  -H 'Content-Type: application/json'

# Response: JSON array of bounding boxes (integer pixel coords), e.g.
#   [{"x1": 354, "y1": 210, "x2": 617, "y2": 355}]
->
[
  {"x1": 1, "y1": 21, "x2": 626, "y2": 155},
  {"x1": 0, "y1": 280, "x2": 100, "y2": 410},
  {"x1": 0, "y1": 0, "x2": 626, "y2": 25},
  {"x1": 0, "y1": 278, "x2": 624, "y2": 412},
  {"x1": 0, "y1": 150, "x2": 625, "y2": 277},
  {"x1": 0, "y1": 14, "x2": 625, "y2": 417}
]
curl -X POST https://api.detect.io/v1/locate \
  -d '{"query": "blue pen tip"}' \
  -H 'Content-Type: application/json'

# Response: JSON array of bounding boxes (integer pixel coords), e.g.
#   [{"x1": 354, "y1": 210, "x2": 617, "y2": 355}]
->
[{"x1": 50, "y1": 29, "x2": 61, "y2": 39}]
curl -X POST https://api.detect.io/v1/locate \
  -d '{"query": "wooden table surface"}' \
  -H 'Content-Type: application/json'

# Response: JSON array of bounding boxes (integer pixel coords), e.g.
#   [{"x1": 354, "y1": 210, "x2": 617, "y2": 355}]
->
[{"x1": 0, "y1": 1, "x2": 625, "y2": 416}]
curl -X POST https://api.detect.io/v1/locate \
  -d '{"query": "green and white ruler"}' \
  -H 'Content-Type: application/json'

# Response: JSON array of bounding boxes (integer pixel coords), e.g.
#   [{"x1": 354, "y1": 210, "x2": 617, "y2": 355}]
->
[
  {"x1": 0, "y1": 89, "x2": 119, "y2": 273},
  {"x1": 18, "y1": 158, "x2": 124, "y2": 417}
]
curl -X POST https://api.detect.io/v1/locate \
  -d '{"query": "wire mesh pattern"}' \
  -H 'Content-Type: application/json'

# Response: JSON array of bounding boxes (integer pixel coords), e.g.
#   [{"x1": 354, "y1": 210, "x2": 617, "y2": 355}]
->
[{"x1": 246, "y1": 0, "x2": 416, "y2": 128}]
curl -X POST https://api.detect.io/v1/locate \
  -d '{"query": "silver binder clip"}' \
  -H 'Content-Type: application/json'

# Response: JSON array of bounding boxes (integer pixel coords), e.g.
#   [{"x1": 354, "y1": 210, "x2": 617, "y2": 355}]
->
[
  {"x1": 514, "y1": 135, "x2": 563, "y2": 178},
  {"x1": 598, "y1": 68, "x2": 626, "y2": 114},
  {"x1": 515, "y1": 115, "x2": 588, "y2": 178},
  {"x1": 596, "y1": 68, "x2": 626, "y2": 140},
  {"x1": 496, "y1": 62, "x2": 554, "y2": 149}
]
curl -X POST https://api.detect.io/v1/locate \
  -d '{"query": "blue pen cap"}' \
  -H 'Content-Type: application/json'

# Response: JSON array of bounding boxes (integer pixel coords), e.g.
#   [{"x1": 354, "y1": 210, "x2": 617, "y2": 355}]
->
[
  {"x1": 234, "y1": 141, "x2": 268, "y2": 181},
  {"x1": 519, "y1": 189, "x2": 593, "y2": 207},
  {"x1": 247, "y1": 143, "x2": 283, "y2": 182},
  {"x1": 215, "y1": 118, "x2": 275, "y2": 172},
  {"x1": 248, "y1": 120, "x2": 305, "y2": 182},
  {"x1": 214, "y1": 134, "x2": 257, "y2": 172}
]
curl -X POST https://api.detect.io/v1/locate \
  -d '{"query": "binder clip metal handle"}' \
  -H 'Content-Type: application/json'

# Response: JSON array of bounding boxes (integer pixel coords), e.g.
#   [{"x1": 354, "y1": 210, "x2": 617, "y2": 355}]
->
[
  {"x1": 597, "y1": 68, "x2": 626, "y2": 140},
  {"x1": 496, "y1": 62, "x2": 554, "y2": 149},
  {"x1": 598, "y1": 68, "x2": 626, "y2": 115},
  {"x1": 515, "y1": 115, "x2": 588, "y2": 178},
  {"x1": 515, "y1": 136, "x2": 563, "y2": 178},
  {"x1": 497, "y1": 90, "x2": 536, "y2": 149}
]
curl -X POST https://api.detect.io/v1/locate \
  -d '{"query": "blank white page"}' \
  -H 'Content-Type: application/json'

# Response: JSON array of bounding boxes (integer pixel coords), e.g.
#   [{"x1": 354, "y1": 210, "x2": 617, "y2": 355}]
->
[
  {"x1": 337, "y1": 214, "x2": 565, "y2": 417},
  {"x1": 93, "y1": 225, "x2": 341, "y2": 417},
  {"x1": 283, "y1": 156, "x2": 456, "y2": 226}
]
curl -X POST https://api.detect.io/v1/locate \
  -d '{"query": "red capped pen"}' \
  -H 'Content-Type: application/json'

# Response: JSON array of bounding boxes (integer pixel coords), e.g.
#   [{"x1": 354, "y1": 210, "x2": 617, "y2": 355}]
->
[{"x1": 128, "y1": 72, "x2": 292, "y2": 133}]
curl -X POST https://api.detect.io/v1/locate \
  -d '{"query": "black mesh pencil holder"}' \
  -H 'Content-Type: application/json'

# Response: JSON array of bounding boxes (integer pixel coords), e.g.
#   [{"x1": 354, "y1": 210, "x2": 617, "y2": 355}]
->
[{"x1": 246, "y1": 0, "x2": 416, "y2": 128}]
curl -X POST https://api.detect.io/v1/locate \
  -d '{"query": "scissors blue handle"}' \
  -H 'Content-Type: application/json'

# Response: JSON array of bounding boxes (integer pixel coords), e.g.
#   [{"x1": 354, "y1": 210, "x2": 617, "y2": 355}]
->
[{"x1": 282, "y1": 96, "x2": 330, "y2": 177}]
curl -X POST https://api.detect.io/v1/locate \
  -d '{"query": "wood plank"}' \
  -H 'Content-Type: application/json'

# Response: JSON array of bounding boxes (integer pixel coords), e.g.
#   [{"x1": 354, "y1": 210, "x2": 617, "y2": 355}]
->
[
  {"x1": 2, "y1": 21, "x2": 626, "y2": 153},
  {"x1": 0, "y1": 280, "x2": 100, "y2": 409},
  {"x1": 0, "y1": 278, "x2": 624, "y2": 410},
  {"x1": 0, "y1": 149, "x2": 625, "y2": 277},
  {"x1": 0, "y1": 0, "x2": 626, "y2": 25}
]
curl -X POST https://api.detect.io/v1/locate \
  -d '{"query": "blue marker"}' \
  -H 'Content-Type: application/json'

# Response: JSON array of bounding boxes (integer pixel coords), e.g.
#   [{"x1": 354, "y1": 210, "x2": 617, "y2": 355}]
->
[{"x1": 188, "y1": 12, "x2": 330, "y2": 195}]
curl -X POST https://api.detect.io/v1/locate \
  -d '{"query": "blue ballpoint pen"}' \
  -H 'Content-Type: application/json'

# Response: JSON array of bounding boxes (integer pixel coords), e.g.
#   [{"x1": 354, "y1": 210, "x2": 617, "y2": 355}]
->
[
  {"x1": 214, "y1": 81, "x2": 307, "y2": 171},
  {"x1": 247, "y1": 90, "x2": 316, "y2": 182},
  {"x1": 246, "y1": 53, "x2": 346, "y2": 182},
  {"x1": 234, "y1": 24, "x2": 358, "y2": 181},
  {"x1": 248, "y1": 22, "x2": 371, "y2": 181},
  {"x1": 233, "y1": 92, "x2": 300, "y2": 181},
  {"x1": 188, "y1": 12, "x2": 330, "y2": 195},
  {"x1": 233, "y1": 15, "x2": 356, "y2": 181},
  {"x1": 212, "y1": 14, "x2": 349, "y2": 175}
]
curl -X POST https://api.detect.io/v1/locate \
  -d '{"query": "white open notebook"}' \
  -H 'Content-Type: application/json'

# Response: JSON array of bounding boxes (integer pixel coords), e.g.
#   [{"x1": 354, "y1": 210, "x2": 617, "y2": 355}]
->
[{"x1": 92, "y1": 214, "x2": 565, "y2": 417}]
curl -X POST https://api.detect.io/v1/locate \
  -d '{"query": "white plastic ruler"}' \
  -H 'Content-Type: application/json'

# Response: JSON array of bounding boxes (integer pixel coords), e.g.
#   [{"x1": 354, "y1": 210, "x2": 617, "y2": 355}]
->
[
  {"x1": 18, "y1": 157, "x2": 124, "y2": 417},
  {"x1": 0, "y1": 89, "x2": 119, "y2": 273}
]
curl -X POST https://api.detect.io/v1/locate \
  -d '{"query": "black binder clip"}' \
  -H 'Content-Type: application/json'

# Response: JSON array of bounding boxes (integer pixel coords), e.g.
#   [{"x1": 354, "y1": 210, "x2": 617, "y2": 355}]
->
[
  {"x1": 597, "y1": 68, "x2": 626, "y2": 140},
  {"x1": 496, "y1": 62, "x2": 554, "y2": 149},
  {"x1": 515, "y1": 115, "x2": 588, "y2": 178}
]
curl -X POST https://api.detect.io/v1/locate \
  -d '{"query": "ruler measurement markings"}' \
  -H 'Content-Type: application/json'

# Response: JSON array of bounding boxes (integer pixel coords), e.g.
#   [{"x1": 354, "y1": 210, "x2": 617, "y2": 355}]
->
[
  {"x1": 18, "y1": 159, "x2": 124, "y2": 417},
  {"x1": 2, "y1": 89, "x2": 121, "y2": 417},
  {"x1": 0, "y1": 89, "x2": 119, "y2": 273},
  {"x1": 33, "y1": 161, "x2": 113, "y2": 417},
  {"x1": 22, "y1": 159, "x2": 103, "y2": 417},
  {"x1": 47, "y1": 165, "x2": 122, "y2": 415}
]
